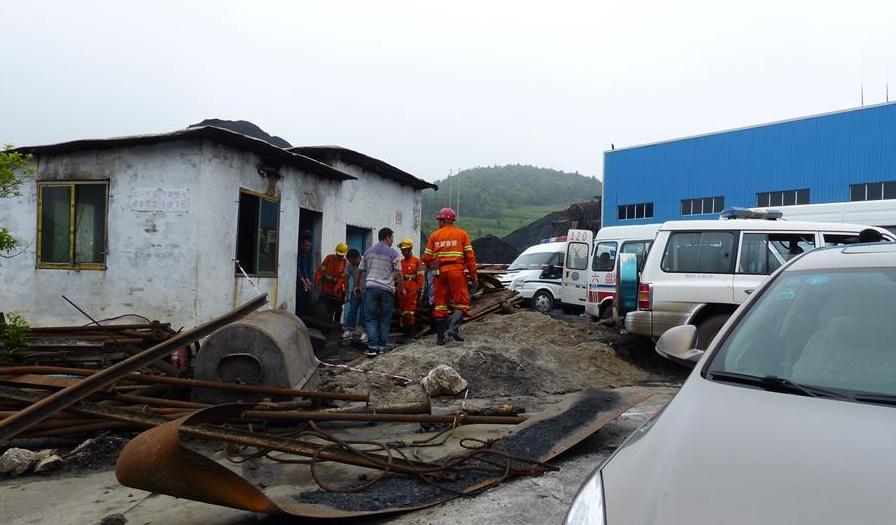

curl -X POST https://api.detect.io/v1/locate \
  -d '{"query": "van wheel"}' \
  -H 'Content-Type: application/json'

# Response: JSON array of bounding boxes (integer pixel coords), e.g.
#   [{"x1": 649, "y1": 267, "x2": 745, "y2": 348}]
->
[
  {"x1": 531, "y1": 290, "x2": 554, "y2": 313},
  {"x1": 694, "y1": 314, "x2": 729, "y2": 350},
  {"x1": 598, "y1": 302, "x2": 613, "y2": 320}
]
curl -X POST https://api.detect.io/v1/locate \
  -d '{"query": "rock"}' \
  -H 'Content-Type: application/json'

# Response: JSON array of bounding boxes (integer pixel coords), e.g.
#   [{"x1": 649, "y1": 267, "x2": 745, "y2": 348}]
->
[
  {"x1": 0, "y1": 448, "x2": 39, "y2": 476},
  {"x1": 99, "y1": 513, "x2": 127, "y2": 525},
  {"x1": 34, "y1": 454, "x2": 64, "y2": 474},
  {"x1": 420, "y1": 365, "x2": 468, "y2": 397}
]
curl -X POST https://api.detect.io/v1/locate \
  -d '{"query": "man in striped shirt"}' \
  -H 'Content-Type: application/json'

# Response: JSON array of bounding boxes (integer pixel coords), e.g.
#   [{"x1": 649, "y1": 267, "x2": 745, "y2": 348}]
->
[
  {"x1": 359, "y1": 228, "x2": 404, "y2": 356},
  {"x1": 423, "y1": 208, "x2": 478, "y2": 345}
]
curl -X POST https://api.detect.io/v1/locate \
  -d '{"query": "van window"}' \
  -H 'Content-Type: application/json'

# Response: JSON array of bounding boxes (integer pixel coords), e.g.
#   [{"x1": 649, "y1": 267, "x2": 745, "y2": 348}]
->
[
  {"x1": 739, "y1": 233, "x2": 815, "y2": 274},
  {"x1": 509, "y1": 251, "x2": 559, "y2": 271},
  {"x1": 823, "y1": 233, "x2": 861, "y2": 246},
  {"x1": 621, "y1": 240, "x2": 652, "y2": 272},
  {"x1": 566, "y1": 242, "x2": 590, "y2": 270},
  {"x1": 592, "y1": 242, "x2": 617, "y2": 272},
  {"x1": 661, "y1": 232, "x2": 736, "y2": 274}
]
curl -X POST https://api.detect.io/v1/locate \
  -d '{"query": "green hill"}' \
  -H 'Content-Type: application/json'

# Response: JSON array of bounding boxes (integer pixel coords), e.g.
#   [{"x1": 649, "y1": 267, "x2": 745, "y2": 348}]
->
[{"x1": 421, "y1": 165, "x2": 601, "y2": 238}]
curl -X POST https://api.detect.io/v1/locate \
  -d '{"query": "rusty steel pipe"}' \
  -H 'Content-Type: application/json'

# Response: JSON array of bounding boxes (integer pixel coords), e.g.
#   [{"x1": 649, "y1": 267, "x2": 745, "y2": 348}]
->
[
  {"x1": 0, "y1": 365, "x2": 368, "y2": 402},
  {"x1": 241, "y1": 410, "x2": 527, "y2": 425},
  {"x1": 20, "y1": 421, "x2": 137, "y2": 438},
  {"x1": 0, "y1": 295, "x2": 268, "y2": 442}
]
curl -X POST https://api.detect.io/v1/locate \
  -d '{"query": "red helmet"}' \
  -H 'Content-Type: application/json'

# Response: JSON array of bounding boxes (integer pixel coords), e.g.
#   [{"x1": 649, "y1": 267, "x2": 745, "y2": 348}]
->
[{"x1": 435, "y1": 207, "x2": 457, "y2": 221}]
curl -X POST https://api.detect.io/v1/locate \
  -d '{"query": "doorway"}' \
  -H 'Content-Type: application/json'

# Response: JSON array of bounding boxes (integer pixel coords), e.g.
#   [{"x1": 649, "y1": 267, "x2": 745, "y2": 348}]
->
[
  {"x1": 297, "y1": 208, "x2": 323, "y2": 315},
  {"x1": 346, "y1": 225, "x2": 372, "y2": 255}
]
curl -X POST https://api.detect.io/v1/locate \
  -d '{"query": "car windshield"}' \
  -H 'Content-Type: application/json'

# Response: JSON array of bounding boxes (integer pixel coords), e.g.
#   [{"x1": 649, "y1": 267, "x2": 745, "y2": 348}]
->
[
  {"x1": 508, "y1": 251, "x2": 558, "y2": 271},
  {"x1": 706, "y1": 268, "x2": 896, "y2": 400}
]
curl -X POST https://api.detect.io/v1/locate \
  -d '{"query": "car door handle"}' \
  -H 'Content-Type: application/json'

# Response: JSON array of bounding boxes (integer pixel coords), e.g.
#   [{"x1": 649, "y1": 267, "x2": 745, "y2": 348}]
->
[{"x1": 744, "y1": 289, "x2": 754, "y2": 295}]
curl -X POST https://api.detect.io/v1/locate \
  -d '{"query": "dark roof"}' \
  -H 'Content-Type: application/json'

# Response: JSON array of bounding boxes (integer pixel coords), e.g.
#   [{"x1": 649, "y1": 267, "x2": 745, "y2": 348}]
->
[
  {"x1": 188, "y1": 118, "x2": 293, "y2": 148},
  {"x1": 15, "y1": 127, "x2": 355, "y2": 182},
  {"x1": 289, "y1": 146, "x2": 437, "y2": 191}
]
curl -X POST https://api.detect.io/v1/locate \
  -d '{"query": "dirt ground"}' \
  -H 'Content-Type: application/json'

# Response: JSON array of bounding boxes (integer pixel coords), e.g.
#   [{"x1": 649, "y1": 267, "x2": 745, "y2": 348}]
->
[{"x1": 325, "y1": 310, "x2": 685, "y2": 399}]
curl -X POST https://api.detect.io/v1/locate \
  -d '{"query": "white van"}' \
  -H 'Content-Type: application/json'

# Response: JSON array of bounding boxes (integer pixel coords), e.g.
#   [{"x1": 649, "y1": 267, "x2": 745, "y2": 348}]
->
[
  {"x1": 585, "y1": 224, "x2": 660, "y2": 320},
  {"x1": 626, "y1": 211, "x2": 895, "y2": 350},
  {"x1": 499, "y1": 240, "x2": 566, "y2": 313},
  {"x1": 559, "y1": 225, "x2": 661, "y2": 318}
]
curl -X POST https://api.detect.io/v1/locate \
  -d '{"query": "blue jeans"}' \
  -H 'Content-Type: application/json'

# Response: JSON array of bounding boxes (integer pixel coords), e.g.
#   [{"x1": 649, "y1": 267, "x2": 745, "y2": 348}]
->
[
  {"x1": 364, "y1": 287, "x2": 395, "y2": 348},
  {"x1": 343, "y1": 291, "x2": 364, "y2": 329}
]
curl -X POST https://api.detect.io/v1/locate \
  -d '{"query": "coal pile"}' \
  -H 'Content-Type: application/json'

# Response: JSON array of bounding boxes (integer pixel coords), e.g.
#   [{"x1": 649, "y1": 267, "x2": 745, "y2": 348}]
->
[{"x1": 471, "y1": 235, "x2": 520, "y2": 264}]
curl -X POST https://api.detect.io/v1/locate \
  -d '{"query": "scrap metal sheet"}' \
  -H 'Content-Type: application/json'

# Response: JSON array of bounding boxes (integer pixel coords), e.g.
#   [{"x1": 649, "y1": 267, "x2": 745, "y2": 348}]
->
[{"x1": 116, "y1": 388, "x2": 648, "y2": 519}]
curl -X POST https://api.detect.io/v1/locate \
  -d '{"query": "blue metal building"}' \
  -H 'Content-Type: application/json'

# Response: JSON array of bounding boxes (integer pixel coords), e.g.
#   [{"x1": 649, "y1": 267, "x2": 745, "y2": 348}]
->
[{"x1": 602, "y1": 102, "x2": 896, "y2": 227}]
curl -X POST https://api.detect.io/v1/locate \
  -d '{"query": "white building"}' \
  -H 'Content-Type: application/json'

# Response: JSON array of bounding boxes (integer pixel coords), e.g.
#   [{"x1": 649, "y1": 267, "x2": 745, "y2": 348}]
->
[{"x1": 0, "y1": 126, "x2": 436, "y2": 326}]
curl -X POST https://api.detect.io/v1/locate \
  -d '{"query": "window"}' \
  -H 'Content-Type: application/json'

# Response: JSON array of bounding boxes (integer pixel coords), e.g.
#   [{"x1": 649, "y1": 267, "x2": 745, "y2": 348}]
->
[
  {"x1": 681, "y1": 196, "x2": 724, "y2": 216},
  {"x1": 757, "y1": 189, "x2": 809, "y2": 207},
  {"x1": 565, "y1": 242, "x2": 590, "y2": 270},
  {"x1": 592, "y1": 242, "x2": 617, "y2": 272},
  {"x1": 37, "y1": 182, "x2": 108, "y2": 269},
  {"x1": 738, "y1": 233, "x2": 815, "y2": 275},
  {"x1": 849, "y1": 181, "x2": 896, "y2": 202},
  {"x1": 823, "y1": 233, "x2": 860, "y2": 247},
  {"x1": 617, "y1": 202, "x2": 654, "y2": 221},
  {"x1": 661, "y1": 231, "x2": 736, "y2": 274},
  {"x1": 621, "y1": 240, "x2": 653, "y2": 272},
  {"x1": 236, "y1": 190, "x2": 280, "y2": 276}
]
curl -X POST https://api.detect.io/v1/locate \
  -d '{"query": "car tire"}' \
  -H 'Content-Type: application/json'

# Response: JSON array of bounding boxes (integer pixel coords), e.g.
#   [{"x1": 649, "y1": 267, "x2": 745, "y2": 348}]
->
[
  {"x1": 531, "y1": 290, "x2": 554, "y2": 314},
  {"x1": 694, "y1": 314, "x2": 730, "y2": 350},
  {"x1": 598, "y1": 302, "x2": 613, "y2": 320}
]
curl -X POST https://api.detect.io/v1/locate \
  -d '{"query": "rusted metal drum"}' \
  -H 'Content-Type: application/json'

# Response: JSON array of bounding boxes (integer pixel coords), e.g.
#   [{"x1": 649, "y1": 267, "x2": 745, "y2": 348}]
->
[{"x1": 193, "y1": 309, "x2": 319, "y2": 403}]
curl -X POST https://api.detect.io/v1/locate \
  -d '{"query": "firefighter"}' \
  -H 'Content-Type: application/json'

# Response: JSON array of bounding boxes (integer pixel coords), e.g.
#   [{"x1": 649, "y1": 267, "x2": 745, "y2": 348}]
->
[
  {"x1": 423, "y1": 208, "x2": 478, "y2": 345},
  {"x1": 397, "y1": 238, "x2": 425, "y2": 341},
  {"x1": 315, "y1": 242, "x2": 349, "y2": 324}
]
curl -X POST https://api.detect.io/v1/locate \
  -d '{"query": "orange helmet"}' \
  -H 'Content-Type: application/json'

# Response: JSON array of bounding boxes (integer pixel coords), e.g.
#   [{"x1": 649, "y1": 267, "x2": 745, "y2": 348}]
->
[{"x1": 436, "y1": 207, "x2": 457, "y2": 221}]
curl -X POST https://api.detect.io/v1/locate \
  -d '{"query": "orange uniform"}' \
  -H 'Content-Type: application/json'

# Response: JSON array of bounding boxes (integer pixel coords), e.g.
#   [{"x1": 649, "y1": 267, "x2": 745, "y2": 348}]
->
[
  {"x1": 423, "y1": 224, "x2": 477, "y2": 319},
  {"x1": 398, "y1": 255, "x2": 425, "y2": 328},
  {"x1": 315, "y1": 254, "x2": 347, "y2": 298}
]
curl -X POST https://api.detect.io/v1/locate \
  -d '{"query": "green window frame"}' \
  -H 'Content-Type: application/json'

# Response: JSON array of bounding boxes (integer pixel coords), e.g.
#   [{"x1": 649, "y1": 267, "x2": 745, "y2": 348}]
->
[
  {"x1": 36, "y1": 181, "x2": 109, "y2": 270},
  {"x1": 235, "y1": 189, "x2": 280, "y2": 277}
]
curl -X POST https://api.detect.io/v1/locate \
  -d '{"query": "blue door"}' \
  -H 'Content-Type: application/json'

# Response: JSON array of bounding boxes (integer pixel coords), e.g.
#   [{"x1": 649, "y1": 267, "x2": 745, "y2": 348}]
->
[{"x1": 346, "y1": 226, "x2": 369, "y2": 254}]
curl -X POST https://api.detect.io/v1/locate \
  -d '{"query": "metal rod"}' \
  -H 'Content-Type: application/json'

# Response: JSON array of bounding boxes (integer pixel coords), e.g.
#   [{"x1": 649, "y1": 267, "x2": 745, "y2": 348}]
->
[
  {"x1": 241, "y1": 410, "x2": 527, "y2": 425},
  {"x1": 0, "y1": 366, "x2": 368, "y2": 402},
  {"x1": 0, "y1": 295, "x2": 268, "y2": 442}
]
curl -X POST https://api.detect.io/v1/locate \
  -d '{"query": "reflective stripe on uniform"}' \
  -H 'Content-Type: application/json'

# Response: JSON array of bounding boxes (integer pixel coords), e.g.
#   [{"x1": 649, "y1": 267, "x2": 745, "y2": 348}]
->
[{"x1": 463, "y1": 245, "x2": 474, "y2": 252}]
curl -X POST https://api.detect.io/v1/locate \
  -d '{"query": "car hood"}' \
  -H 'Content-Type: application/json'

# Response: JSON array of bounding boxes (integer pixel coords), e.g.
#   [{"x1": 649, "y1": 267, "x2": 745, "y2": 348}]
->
[
  {"x1": 498, "y1": 269, "x2": 541, "y2": 283},
  {"x1": 603, "y1": 376, "x2": 896, "y2": 525}
]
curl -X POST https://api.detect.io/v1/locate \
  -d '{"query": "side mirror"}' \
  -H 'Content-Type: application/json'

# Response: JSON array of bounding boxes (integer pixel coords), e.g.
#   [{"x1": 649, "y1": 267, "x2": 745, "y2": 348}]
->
[{"x1": 655, "y1": 325, "x2": 704, "y2": 366}]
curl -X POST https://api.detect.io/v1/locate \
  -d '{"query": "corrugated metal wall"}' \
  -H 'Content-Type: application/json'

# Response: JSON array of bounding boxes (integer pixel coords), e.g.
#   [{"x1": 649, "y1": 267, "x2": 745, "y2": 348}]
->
[{"x1": 603, "y1": 102, "x2": 896, "y2": 226}]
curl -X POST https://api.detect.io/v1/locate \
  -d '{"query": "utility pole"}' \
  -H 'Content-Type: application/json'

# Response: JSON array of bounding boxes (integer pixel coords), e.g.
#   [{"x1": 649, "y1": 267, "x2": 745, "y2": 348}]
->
[{"x1": 456, "y1": 169, "x2": 461, "y2": 219}]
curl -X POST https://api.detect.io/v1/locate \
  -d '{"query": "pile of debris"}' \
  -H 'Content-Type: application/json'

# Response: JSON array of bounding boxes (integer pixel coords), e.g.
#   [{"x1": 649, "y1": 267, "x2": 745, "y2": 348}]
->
[
  {"x1": 0, "y1": 292, "x2": 672, "y2": 518},
  {"x1": 3, "y1": 319, "x2": 183, "y2": 373}
]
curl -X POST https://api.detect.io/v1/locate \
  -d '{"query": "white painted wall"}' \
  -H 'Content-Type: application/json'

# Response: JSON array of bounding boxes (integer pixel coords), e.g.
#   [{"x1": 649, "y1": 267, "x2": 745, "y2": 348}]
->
[
  {"x1": 0, "y1": 140, "x2": 425, "y2": 328},
  {"x1": 329, "y1": 160, "x2": 422, "y2": 252},
  {"x1": 0, "y1": 141, "x2": 204, "y2": 326}
]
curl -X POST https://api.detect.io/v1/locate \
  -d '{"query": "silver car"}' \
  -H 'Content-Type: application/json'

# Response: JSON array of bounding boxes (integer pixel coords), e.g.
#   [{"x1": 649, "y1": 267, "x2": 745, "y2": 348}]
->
[{"x1": 565, "y1": 243, "x2": 896, "y2": 525}]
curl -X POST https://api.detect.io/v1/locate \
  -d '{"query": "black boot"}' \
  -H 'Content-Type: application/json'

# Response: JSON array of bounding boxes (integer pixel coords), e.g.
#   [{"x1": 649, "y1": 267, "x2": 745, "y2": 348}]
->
[
  {"x1": 436, "y1": 320, "x2": 447, "y2": 346},
  {"x1": 445, "y1": 310, "x2": 465, "y2": 341}
]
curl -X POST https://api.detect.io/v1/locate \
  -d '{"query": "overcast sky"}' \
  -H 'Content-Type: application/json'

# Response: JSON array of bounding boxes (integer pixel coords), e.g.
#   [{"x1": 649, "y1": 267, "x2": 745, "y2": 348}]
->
[{"x1": 1, "y1": 1, "x2": 894, "y2": 182}]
